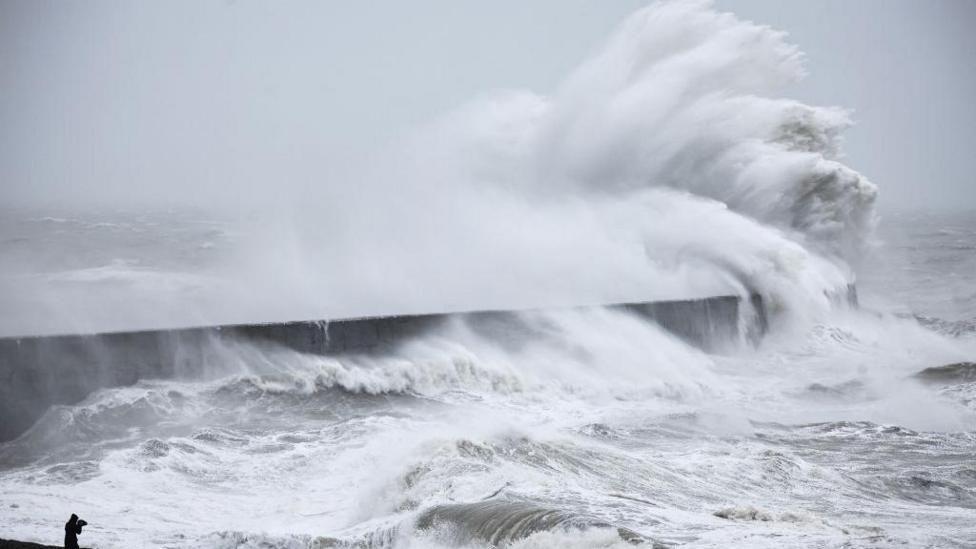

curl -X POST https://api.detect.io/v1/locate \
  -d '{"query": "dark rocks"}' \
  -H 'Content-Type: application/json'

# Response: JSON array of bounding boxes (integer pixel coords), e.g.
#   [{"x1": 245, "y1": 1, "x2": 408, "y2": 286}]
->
[{"x1": 0, "y1": 540, "x2": 90, "y2": 549}]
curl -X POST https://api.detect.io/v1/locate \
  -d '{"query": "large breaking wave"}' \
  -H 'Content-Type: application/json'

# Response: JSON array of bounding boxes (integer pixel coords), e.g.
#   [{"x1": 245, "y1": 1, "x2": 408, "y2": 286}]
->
[
  {"x1": 420, "y1": 0, "x2": 877, "y2": 254},
  {"x1": 372, "y1": 0, "x2": 878, "y2": 321},
  {"x1": 1, "y1": 0, "x2": 876, "y2": 337}
]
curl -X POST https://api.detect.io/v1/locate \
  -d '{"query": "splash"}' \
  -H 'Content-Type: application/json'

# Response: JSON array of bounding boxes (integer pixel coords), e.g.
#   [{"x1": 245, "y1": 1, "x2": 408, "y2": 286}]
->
[
  {"x1": 1, "y1": 2, "x2": 876, "y2": 337},
  {"x1": 331, "y1": 0, "x2": 877, "y2": 324}
]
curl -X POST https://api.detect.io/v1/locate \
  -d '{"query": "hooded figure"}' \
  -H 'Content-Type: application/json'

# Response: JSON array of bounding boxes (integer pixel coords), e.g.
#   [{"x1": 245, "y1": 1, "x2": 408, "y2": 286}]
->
[{"x1": 64, "y1": 513, "x2": 86, "y2": 549}]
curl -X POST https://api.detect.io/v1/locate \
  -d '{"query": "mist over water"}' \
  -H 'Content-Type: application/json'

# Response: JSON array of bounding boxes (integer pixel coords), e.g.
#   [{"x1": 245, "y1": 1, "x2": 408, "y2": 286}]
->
[{"x1": 2, "y1": 2, "x2": 975, "y2": 548}]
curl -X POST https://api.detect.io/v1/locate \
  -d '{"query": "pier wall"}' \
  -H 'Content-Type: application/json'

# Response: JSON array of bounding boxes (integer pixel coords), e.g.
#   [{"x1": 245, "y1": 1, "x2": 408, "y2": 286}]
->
[{"x1": 0, "y1": 294, "x2": 765, "y2": 441}]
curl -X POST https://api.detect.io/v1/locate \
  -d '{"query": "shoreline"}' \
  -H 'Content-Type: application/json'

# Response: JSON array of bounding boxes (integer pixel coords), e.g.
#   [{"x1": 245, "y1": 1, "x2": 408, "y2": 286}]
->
[{"x1": 0, "y1": 540, "x2": 91, "y2": 549}]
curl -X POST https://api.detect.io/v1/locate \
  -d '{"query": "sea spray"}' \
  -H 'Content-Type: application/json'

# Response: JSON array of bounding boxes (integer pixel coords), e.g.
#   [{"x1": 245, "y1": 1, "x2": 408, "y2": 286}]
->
[{"x1": 1, "y1": 2, "x2": 875, "y2": 337}]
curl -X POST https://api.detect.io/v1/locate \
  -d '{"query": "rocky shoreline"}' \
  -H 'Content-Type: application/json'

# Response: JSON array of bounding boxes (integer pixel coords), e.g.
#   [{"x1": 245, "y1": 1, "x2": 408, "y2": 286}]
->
[{"x1": 0, "y1": 539, "x2": 90, "y2": 549}]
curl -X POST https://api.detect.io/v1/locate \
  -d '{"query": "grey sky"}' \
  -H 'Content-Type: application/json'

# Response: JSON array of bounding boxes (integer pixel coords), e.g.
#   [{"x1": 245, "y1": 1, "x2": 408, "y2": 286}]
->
[{"x1": 1, "y1": 0, "x2": 973, "y2": 211}]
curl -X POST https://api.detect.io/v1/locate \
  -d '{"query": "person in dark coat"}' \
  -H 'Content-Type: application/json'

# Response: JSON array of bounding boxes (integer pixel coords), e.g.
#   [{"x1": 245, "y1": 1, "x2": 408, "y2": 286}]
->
[{"x1": 64, "y1": 513, "x2": 86, "y2": 549}]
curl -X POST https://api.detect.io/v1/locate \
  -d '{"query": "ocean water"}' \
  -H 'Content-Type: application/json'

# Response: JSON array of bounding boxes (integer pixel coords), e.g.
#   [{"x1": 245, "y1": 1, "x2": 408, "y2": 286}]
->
[
  {"x1": 1, "y1": 209, "x2": 974, "y2": 549},
  {"x1": 1, "y1": 2, "x2": 975, "y2": 547}
]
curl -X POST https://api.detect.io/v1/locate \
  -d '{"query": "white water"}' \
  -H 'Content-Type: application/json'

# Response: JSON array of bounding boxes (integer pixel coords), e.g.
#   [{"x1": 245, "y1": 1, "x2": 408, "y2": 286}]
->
[
  {"x1": 1, "y1": 2, "x2": 974, "y2": 548},
  {"x1": 0, "y1": 0, "x2": 871, "y2": 338}
]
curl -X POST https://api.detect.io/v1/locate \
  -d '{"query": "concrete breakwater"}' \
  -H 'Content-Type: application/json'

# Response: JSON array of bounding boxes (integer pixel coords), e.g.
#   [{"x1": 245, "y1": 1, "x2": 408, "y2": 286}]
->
[{"x1": 0, "y1": 294, "x2": 765, "y2": 442}]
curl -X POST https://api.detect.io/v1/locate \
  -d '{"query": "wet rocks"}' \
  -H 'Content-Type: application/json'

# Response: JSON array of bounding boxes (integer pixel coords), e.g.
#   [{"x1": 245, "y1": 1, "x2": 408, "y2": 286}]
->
[{"x1": 0, "y1": 541, "x2": 89, "y2": 549}]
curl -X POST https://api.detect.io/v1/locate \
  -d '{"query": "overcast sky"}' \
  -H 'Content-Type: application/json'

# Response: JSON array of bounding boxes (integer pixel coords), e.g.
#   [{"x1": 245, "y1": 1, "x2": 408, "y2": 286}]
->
[{"x1": 2, "y1": 0, "x2": 974, "y2": 211}]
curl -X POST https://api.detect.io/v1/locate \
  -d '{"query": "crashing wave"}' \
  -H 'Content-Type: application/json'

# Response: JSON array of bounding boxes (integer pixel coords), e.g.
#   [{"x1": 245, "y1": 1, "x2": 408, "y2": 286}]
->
[
  {"x1": 383, "y1": 0, "x2": 879, "y2": 330},
  {"x1": 415, "y1": 500, "x2": 661, "y2": 547}
]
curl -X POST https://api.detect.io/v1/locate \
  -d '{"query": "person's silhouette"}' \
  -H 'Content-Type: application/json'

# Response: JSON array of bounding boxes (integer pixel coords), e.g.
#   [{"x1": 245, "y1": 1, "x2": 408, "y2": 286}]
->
[{"x1": 64, "y1": 513, "x2": 86, "y2": 549}]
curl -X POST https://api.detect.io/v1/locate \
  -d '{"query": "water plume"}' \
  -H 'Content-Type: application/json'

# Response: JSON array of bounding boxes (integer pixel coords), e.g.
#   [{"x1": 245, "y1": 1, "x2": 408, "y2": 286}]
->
[
  {"x1": 227, "y1": 0, "x2": 877, "y2": 331},
  {"x1": 1, "y1": 1, "x2": 876, "y2": 337}
]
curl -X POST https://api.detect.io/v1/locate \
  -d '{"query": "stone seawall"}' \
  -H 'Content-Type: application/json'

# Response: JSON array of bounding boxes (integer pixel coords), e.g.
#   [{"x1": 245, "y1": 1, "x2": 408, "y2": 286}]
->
[{"x1": 0, "y1": 294, "x2": 765, "y2": 442}]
